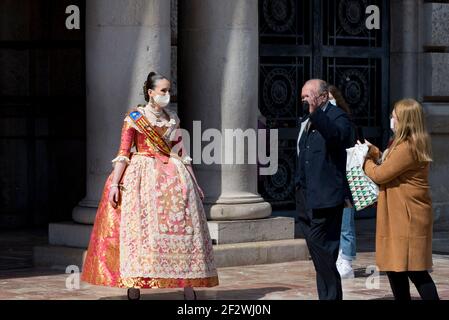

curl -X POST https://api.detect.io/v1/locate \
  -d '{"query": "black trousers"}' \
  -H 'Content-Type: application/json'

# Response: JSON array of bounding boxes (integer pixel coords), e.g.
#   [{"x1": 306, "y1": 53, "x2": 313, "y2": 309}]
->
[
  {"x1": 386, "y1": 271, "x2": 440, "y2": 300},
  {"x1": 296, "y1": 194, "x2": 343, "y2": 300}
]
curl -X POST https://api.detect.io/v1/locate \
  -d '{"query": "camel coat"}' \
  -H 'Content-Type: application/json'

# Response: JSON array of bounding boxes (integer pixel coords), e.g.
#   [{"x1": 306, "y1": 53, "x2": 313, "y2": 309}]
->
[{"x1": 364, "y1": 141, "x2": 433, "y2": 272}]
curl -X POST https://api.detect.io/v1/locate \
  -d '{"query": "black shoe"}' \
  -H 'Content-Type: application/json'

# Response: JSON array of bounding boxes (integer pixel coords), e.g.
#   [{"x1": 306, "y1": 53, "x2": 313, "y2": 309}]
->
[{"x1": 127, "y1": 288, "x2": 141, "y2": 300}]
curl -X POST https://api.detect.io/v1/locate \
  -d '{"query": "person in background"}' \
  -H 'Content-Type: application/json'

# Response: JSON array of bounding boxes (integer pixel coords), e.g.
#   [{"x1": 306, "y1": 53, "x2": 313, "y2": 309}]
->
[
  {"x1": 362, "y1": 99, "x2": 439, "y2": 300},
  {"x1": 328, "y1": 85, "x2": 356, "y2": 279}
]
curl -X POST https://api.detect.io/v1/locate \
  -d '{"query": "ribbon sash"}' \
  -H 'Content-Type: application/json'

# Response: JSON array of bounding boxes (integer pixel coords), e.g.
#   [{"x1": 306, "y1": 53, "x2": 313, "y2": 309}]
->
[
  {"x1": 128, "y1": 110, "x2": 172, "y2": 157},
  {"x1": 128, "y1": 109, "x2": 204, "y2": 200}
]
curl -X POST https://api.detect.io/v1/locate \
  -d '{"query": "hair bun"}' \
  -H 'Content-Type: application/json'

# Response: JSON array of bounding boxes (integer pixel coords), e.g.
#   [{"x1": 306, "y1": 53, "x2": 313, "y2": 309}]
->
[{"x1": 143, "y1": 71, "x2": 167, "y2": 102}]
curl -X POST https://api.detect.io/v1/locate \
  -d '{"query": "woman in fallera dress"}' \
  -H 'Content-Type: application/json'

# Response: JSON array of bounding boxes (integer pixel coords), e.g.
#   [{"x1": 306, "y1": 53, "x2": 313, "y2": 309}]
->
[{"x1": 81, "y1": 71, "x2": 219, "y2": 300}]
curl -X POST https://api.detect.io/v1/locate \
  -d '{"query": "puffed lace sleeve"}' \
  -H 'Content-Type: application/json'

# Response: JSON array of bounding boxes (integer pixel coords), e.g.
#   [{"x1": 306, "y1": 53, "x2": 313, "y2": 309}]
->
[{"x1": 111, "y1": 116, "x2": 136, "y2": 166}]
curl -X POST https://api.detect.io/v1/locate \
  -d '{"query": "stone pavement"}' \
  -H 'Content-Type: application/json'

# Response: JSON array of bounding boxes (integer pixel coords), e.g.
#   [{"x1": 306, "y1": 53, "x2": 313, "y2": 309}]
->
[
  {"x1": 1, "y1": 228, "x2": 449, "y2": 300},
  {"x1": 1, "y1": 252, "x2": 449, "y2": 300}
]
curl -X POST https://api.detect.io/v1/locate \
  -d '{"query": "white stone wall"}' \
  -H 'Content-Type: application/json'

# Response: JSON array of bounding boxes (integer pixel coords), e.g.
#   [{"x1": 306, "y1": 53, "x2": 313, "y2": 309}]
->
[
  {"x1": 424, "y1": 3, "x2": 449, "y2": 46},
  {"x1": 422, "y1": 3, "x2": 449, "y2": 98},
  {"x1": 422, "y1": 3, "x2": 449, "y2": 231}
]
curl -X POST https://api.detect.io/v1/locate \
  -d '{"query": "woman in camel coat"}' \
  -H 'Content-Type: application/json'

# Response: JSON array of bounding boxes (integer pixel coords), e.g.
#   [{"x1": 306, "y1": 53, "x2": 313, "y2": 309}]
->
[{"x1": 362, "y1": 98, "x2": 439, "y2": 300}]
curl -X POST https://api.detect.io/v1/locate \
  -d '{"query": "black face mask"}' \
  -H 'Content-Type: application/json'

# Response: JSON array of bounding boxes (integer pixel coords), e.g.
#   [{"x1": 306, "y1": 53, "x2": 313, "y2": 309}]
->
[{"x1": 302, "y1": 101, "x2": 310, "y2": 116}]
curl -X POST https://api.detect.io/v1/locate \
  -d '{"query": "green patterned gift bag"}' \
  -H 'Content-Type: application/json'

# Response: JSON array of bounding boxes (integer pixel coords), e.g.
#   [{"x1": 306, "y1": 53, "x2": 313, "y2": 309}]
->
[{"x1": 346, "y1": 144, "x2": 379, "y2": 211}]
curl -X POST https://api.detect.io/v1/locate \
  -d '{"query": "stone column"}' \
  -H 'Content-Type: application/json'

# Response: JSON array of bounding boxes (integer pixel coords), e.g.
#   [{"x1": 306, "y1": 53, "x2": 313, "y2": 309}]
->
[
  {"x1": 390, "y1": 0, "x2": 423, "y2": 103},
  {"x1": 72, "y1": 0, "x2": 171, "y2": 224},
  {"x1": 179, "y1": 0, "x2": 271, "y2": 220}
]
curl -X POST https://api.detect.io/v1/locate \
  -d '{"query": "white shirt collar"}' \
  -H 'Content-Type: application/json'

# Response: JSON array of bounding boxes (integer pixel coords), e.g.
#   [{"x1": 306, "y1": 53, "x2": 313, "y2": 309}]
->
[{"x1": 321, "y1": 100, "x2": 331, "y2": 112}]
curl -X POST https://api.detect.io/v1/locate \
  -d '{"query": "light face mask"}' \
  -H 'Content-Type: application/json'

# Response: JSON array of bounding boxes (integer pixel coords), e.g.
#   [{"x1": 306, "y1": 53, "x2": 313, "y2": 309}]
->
[
  {"x1": 390, "y1": 117, "x2": 395, "y2": 132},
  {"x1": 329, "y1": 99, "x2": 337, "y2": 106},
  {"x1": 153, "y1": 93, "x2": 170, "y2": 107}
]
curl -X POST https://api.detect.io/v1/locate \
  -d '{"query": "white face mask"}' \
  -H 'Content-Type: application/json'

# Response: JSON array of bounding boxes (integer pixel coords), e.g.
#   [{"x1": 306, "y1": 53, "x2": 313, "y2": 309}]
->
[
  {"x1": 329, "y1": 99, "x2": 337, "y2": 106},
  {"x1": 390, "y1": 118, "x2": 395, "y2": 132},
  {"x1": 153, "y1": 93, "x2": 170, "y2": 107}
]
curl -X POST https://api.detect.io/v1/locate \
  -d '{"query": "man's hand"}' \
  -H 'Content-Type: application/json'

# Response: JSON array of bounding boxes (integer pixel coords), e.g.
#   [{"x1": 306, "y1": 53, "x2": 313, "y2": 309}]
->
[{"x1": 308, "y1": 97, "x2": 320, "y2": 114}]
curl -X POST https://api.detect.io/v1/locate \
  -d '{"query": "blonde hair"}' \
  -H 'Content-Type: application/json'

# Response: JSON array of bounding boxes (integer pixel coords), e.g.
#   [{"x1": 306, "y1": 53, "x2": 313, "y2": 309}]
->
[{"x1": 388, "y1": 99, "x2": 432, "y2": 162}]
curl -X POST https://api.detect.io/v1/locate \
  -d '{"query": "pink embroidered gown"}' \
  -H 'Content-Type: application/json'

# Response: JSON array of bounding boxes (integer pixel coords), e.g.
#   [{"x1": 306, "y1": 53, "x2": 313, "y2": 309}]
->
[{"x1": 81, "y1": 105, "x2": 219, "y2": 288}]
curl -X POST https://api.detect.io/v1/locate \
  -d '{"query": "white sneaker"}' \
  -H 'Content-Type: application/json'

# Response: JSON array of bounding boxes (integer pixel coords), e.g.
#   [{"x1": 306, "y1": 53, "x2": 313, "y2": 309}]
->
[{"x1": 336, "y1": 257, "x2": 355, "y2": 279}]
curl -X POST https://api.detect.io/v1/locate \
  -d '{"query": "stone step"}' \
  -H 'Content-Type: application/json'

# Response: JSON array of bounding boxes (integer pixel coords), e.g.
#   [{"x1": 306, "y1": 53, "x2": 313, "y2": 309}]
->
[
  {"x1": 205, "y1": 217, "x2": 294, "y2": 244},
  {"x1": 49, "y1": 222, "x2": 93, "y2": 248},
  {"x1": 33, "y1": 238, "x2": 309, "y2": 271},
  {"x1": 33, "y1": 245, "x2": 87, "y2": 271},
  {"x1": 49, "y1": 217, "x2": 295, "y2": 248},
  {"x1": 213, "y1": 239, "x2": 308, "y2": 268}
]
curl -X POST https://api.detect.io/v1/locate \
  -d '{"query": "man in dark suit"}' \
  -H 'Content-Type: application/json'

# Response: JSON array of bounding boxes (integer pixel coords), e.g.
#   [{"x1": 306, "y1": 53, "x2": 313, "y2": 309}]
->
[{"x1": 295, "y1": 79, "x2": 352, "y2": 300}]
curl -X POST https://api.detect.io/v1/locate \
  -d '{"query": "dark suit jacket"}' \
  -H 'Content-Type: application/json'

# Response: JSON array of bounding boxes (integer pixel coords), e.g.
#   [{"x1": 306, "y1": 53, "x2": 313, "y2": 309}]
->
[{"x1": 295, "y1": 104, "x2": 352, "y2": 210}]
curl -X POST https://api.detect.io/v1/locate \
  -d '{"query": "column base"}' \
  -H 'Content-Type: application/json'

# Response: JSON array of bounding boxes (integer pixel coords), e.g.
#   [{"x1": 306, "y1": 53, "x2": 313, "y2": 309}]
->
[
  {"x1": 72, "y1": 199, "x2": 98, "y2": 225},
  {"x1": 205, "y1": 196, "x2": 272, "y2": 220}
]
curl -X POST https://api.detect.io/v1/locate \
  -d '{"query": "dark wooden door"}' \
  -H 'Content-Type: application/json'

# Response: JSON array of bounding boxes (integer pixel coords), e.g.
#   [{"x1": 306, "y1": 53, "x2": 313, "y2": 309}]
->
[
  {"x1": 258, "y1": 0, "x2": 389, "y2": 210},
  {"x1": 0, "y1": 0, "x2": 86, "y2": 228}
]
